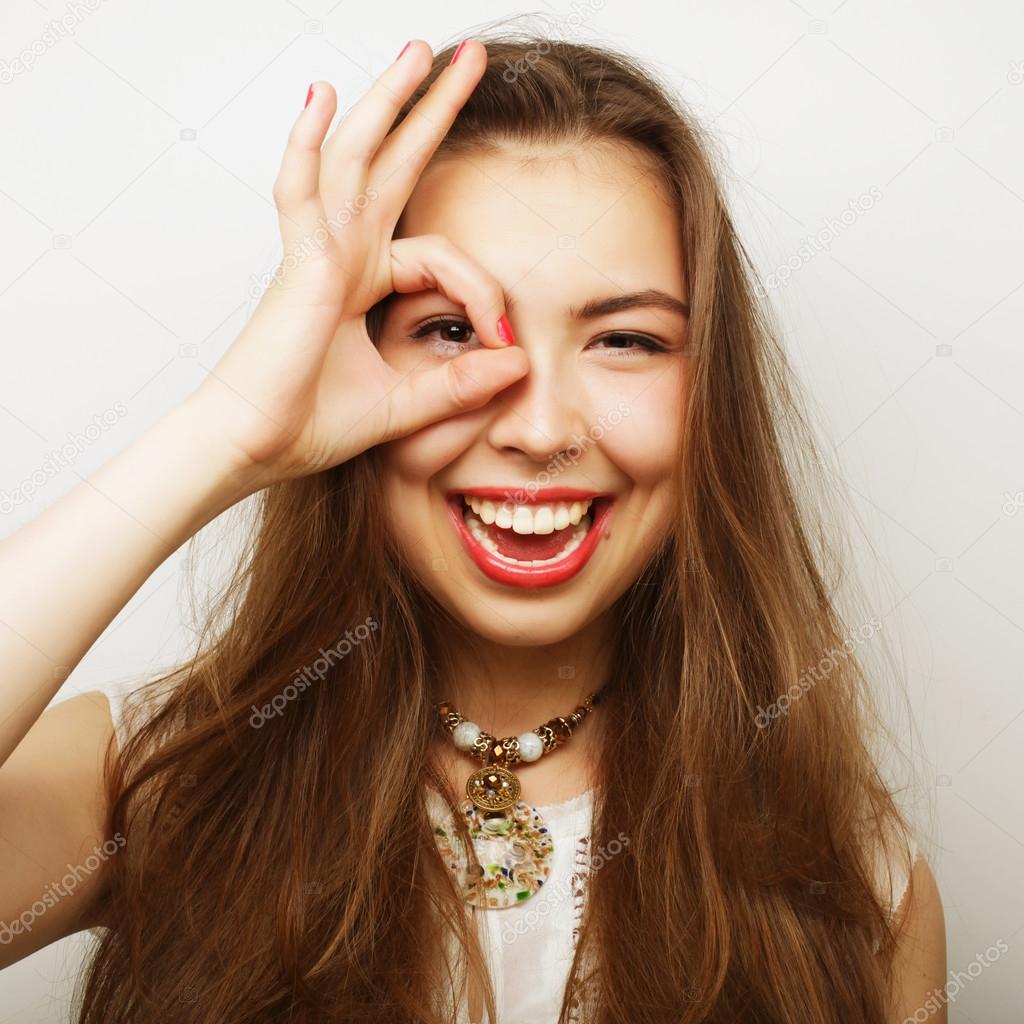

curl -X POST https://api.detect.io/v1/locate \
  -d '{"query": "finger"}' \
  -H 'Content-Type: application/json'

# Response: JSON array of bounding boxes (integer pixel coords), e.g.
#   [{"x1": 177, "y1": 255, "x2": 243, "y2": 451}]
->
[
  {"x1": 369, "y1": 39, "x2": 486, "y2": 199},
  {"x1": 389, "y1": 234, "x2": 517, "y2": 349},
  {"x1": 272, "y1": 81, "x2": 338, "y2": 250},
  {"x1": 320, "y1": 39, "x2": 433, "y2": 188},
  {"x1": 381, "y1": 345, "x2": 529, "y2": 441}
]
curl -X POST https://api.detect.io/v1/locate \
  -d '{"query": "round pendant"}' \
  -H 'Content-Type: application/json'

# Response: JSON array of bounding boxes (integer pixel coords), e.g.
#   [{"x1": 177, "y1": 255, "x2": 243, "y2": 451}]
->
[
  {"x1": 466, "y1": 764, "x2": 521, "y2": 811},
  {"x1": 451, "y1": 800, "x2": 554, "y2": 909}
]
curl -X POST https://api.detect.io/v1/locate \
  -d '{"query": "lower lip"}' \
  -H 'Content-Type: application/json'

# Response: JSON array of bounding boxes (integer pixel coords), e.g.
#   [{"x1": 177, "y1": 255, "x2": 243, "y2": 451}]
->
[{"x1": 446, "y1": 497, "x2": 614, "y2": 589}]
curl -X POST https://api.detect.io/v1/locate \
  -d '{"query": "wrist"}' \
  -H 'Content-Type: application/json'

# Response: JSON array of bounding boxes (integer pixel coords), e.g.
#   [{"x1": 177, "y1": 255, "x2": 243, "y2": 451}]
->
[{"x1": 152, "y1": 401, "x2": 267, "y2": 526}]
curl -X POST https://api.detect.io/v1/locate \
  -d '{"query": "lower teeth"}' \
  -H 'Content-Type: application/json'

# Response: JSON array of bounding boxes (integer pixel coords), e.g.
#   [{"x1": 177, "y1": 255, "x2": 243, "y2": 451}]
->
[{"x1": 463, "y1": 508, "x2": 591, "y2": 566}]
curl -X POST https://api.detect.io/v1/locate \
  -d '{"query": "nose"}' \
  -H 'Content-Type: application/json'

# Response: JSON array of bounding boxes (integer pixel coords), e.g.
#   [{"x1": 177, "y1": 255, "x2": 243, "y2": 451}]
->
[{"x1": 484, "y1": 346, "x2": 582, "y2": 463}]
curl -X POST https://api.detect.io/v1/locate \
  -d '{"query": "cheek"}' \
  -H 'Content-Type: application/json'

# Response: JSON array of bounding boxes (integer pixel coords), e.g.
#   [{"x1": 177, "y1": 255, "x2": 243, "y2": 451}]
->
[
  {"x1": 379, "y1": 414, "x2": 482, "y2": 493},
  {"x1": 590, "y1": 364, "x2": 685, "y2": 485}
]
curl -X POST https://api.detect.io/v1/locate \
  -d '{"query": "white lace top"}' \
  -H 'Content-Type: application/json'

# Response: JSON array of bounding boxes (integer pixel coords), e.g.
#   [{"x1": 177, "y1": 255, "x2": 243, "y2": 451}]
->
[
  {"x1": 425, "y1": 785, "x2": 598, "y2": 1024},
  {"x1": 102, "y1": 684, "x2": 917, "y2": 1024}
]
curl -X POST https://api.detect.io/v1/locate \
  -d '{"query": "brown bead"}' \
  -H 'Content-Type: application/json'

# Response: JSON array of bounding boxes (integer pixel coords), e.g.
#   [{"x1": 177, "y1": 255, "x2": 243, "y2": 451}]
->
[{"x1": 552, "y1": 717, "x2": 572, "y2": 741}]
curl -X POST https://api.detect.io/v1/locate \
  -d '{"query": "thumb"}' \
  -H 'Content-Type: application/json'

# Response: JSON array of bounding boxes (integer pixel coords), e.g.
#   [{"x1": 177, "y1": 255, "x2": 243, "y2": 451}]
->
[{"x1": 381, "y1": 345, "x2": 529, "y2": 440}]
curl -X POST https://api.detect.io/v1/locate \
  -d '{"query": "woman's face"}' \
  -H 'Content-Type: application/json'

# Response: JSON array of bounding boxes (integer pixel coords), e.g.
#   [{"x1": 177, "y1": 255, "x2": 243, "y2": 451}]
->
[{"x1": 375, "y1": 142, "x2": 689, "y2": 646}]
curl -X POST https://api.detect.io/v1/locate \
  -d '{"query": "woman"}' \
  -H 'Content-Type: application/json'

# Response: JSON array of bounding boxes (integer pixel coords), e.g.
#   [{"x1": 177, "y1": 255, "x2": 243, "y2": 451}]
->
[{"x1": 0, "y1": 30, "x2": 945, "y2": 1023}]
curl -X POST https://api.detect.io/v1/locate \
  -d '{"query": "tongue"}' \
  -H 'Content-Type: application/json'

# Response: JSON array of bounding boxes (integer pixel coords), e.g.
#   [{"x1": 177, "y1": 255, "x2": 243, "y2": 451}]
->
[{"x1": 486, "y1": 521, "x2": 577, "y2": 561}]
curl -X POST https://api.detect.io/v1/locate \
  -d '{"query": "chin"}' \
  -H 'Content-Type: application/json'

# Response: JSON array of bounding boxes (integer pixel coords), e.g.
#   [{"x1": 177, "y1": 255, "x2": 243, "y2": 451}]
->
[
  {"x1": 399, "y1": 526, "x2": 657, "y2": 650},
  {"x1": 431, "y1": 591, "x2": 611, "y2": 647}
]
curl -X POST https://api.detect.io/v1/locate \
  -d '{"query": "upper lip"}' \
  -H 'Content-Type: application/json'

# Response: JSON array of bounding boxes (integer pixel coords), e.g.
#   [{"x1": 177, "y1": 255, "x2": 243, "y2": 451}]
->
[{"x1": 446, "y1": 486, "x2": 611, "y2": 503}]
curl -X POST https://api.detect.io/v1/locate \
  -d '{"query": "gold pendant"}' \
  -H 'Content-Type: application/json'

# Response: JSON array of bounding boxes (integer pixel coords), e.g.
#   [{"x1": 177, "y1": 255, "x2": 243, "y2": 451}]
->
[{"x1": 465, "y1": 763, "x2": 521, "y2": 811}]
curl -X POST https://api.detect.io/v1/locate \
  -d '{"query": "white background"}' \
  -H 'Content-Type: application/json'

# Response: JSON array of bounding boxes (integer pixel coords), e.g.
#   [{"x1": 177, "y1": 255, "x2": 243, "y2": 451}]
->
[{"x1": 1, "y1": 0, "x2": 1022, "y2": 1020}]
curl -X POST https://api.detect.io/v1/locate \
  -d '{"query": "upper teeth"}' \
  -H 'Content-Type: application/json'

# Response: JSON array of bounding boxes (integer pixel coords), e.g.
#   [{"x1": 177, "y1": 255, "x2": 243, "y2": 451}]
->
[{"x1": 461, "y1": 496, "x2": 593, "y2": 534}]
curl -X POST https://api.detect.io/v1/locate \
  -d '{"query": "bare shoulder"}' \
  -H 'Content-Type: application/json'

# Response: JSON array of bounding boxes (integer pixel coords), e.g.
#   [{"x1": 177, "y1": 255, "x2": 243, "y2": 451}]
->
[
  {"x1": 887, "y1": 852, "x2": 947, "y2": 1023},
  {"x1": 0, "y1": 689, "x2": 119, "y2": 969}
]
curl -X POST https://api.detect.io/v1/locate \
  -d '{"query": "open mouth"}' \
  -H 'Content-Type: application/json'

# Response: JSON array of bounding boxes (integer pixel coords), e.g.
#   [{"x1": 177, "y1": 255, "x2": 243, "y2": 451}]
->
[{"x1": 445, "y1": 489, "x2": 614, "y2": 589}]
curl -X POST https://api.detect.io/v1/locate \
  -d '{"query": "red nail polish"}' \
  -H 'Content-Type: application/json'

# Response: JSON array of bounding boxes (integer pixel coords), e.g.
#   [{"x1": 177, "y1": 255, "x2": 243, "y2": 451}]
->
[
  {"x1": 496, "y1": 315, "x2": 515, "y2": 346},
  {"x1": 450, "y1": 40, "x2": 466, "y2": 65},
  {"x1": 304, "y1": 84, "x2": 314, "y2": 109},
  {"x1": 396, "y1": 41, "x2": 410, "y2": 61}
]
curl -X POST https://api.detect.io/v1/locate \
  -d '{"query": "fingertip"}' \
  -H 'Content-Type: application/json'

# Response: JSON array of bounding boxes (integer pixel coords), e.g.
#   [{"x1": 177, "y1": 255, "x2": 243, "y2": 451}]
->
[
  {"x1": 301, "y1": 80, "x2": 335, "y2": 114},
  {"x1": 450, "y1": 38, "x2": 485, "y2": 68},
  {"x1": 496, "y1": 314, "x2": 516, "y2": 346},
  {"x1": 400, "y1": 38, "x2": 430, "y2": 59},
  {"x1": 457, "y1": 342, "x2": 529, "y2": 383},
  {"x1": 391, "y1": 39, "x2": 432, "y2": 76},
  {"x1": 294, "y1": 81, "x2": 336, "y2": 147},
  {"x1": 485, "y1": 342, "x2": 530, "y2": 382},
  {"x1": 303, "y1": 80, "x2": 325, "y2": 109}
]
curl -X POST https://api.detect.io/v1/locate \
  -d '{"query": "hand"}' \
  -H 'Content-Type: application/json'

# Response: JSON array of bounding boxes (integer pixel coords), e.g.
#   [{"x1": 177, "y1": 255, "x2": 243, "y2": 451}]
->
[{"x1": 184, "y1": 39, "x2": 528, "y2": 488}]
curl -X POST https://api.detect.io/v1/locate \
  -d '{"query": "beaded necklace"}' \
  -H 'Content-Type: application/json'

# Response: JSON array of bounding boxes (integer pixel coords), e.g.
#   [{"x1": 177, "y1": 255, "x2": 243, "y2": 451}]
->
[{"x1": 433, "y1": 691, "x2": 602, "y2": 909}]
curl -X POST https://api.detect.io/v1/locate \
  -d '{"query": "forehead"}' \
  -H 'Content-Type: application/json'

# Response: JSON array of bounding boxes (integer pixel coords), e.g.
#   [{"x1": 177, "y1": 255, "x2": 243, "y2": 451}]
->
[{"x1": 394, "y1": 141, "x2": 686, "y2": 302}]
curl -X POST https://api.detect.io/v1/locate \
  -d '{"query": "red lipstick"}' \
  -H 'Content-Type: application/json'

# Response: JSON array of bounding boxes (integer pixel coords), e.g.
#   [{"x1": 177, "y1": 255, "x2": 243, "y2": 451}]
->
[
  {"x1": 445, "y1": 490, "x2": 614, "y2": 589},
  {"x1": 451, "y1": 486, "x2": 606, "y2": 504}
]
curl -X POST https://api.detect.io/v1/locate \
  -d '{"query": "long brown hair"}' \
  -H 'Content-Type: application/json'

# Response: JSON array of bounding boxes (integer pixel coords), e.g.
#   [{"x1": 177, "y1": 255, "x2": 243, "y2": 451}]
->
[{"x1": 78, "y1": 24, "x2": 919, "y2": 1023}]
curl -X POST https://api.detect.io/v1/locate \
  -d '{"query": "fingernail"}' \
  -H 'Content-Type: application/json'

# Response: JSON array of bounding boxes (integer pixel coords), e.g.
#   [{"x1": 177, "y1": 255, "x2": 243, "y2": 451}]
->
[
  {"x1": 496, "y1": 315, "x2": 516, "y2": 346},
  {"x1": 304, "y1": 83, "x2": 314, "y2": 109},
  {"x1": 396, "y1": 41, "x2": 410, "y2": 61},
  {"x1": 450, "y1": 40, "x2": 466, "y2": 65}
]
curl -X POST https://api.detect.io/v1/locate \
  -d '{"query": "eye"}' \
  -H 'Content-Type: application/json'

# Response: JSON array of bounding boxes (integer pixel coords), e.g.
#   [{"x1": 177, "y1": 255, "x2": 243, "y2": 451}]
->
[
  {"x1": 587, "y1": 332, "x2": 666, "y2": 356},
  {"x1": 410, "y1": 316, "x2": 479, "y2": 355}
]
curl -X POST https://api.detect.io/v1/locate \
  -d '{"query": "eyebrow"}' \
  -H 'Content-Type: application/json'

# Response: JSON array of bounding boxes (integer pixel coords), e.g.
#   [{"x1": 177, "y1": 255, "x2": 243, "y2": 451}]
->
[{"x1": 504, "y1": 288, "x2": 690, "y2": 321}]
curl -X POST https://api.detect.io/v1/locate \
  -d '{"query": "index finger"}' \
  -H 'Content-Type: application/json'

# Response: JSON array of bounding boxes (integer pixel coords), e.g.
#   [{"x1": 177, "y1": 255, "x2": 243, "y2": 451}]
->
[
  {"x1": 389, "y1": 234, "x2": 517, "y2": 350},
  {"x1": 318, "y1": 38, "x2": 435, "y2": 198},
  {"x1": 367, "y1": 39, "x2": 487, "y2": 198}
]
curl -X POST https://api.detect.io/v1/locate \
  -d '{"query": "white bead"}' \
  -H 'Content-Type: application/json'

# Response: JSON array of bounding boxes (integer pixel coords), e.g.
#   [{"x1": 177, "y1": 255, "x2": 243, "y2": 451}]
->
[
  {"x1": 517, "y1": 731, "x2": 544, "y2": 762},
  {"x1": 453, "y1": 721, "x2": 481, "y2": 751}
]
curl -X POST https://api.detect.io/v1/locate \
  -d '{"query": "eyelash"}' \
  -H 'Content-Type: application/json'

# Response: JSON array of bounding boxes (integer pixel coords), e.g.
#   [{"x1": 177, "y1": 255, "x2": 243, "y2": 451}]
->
[{"x1": 409, "y1": 316, "x2": 667, "y2": 356}]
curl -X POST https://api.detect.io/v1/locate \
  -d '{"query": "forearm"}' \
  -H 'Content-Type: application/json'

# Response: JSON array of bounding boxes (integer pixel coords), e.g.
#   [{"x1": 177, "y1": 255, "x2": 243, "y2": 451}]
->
[{"x1": 0, "y1": 401, "x2": 256, "y2": 766}]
